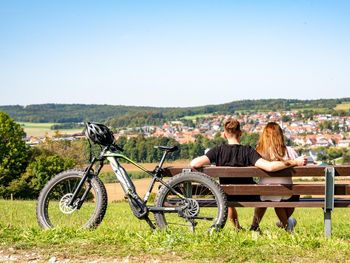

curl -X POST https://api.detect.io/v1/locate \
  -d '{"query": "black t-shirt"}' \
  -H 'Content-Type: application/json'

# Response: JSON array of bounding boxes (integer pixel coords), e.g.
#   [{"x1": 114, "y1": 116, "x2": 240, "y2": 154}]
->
[
  {"x1": 206, "y1": 144, "x2": 261, "y2": 167},
  {"x1": 206, "y1": 144, "x2": 261, "y2": 184}
]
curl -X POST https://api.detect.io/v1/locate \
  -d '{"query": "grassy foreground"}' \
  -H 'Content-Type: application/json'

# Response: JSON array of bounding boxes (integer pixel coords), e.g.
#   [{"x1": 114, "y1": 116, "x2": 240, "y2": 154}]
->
[{"x1": 1, "y1": 200, "x2": 350, "y2": 262}]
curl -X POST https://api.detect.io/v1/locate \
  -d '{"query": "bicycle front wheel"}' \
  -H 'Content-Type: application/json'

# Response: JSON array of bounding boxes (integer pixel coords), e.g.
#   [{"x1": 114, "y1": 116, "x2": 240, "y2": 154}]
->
[
  {"x1": 36, "y1": 169, "x2": 108, "y2": 229},
  {"x1": 154, "y1": 172, "x2": 227, "y2": 232}
]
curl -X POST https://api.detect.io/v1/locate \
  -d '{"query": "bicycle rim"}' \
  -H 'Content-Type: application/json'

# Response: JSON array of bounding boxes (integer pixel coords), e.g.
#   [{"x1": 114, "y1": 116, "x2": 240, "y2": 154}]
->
[
  {"x1": 156, "y1": 179, "x2": 222, "y2": 231},
  {"x1": 41, "y1": 175, "x2": 100, "y2": 228}
]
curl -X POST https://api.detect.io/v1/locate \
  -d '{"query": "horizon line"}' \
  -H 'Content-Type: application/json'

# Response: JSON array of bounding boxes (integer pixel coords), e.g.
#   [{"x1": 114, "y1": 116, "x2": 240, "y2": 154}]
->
[{"x1": 1, "y1": 97, "x2": 350, "y2": 109}]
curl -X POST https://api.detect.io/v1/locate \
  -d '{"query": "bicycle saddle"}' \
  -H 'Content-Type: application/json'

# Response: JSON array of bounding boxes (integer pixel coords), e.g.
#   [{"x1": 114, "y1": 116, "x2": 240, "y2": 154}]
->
[{"x1": 154, "y1": 145, "x2": 179, "y2": 152}]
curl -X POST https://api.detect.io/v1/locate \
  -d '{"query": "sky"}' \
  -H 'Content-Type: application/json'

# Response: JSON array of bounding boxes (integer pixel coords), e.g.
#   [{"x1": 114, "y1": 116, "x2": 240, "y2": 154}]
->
[{"x1": 0, "y1": 0, "x2": 349, "y2": 107}]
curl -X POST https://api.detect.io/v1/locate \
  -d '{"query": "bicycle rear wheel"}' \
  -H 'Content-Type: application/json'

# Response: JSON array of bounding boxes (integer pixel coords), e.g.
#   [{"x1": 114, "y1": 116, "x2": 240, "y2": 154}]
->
[
  {"x1": 36, "y1": 169, "x2": 107, "y2": 229},
  {"x1": 154, "y1": 172, "x2": 227, "y2": 232}
]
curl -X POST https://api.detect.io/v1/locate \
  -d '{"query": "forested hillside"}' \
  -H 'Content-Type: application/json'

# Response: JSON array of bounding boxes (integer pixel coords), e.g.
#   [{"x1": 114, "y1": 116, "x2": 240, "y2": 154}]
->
[{"x1": 1, "y1": 98, "x2": 349, "y2": 127}]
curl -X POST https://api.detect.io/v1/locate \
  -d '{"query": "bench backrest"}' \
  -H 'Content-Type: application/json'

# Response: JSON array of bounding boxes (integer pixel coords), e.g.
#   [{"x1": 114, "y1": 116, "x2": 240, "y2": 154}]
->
[{"x1": 163, "y1": 165, "x2": 350, "y2": 208}]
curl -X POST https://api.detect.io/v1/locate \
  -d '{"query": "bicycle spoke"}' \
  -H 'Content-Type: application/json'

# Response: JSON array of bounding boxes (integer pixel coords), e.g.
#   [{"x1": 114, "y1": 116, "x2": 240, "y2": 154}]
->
[{"x1": 156, "y1": 179, "x2": 221, "y2": 231}]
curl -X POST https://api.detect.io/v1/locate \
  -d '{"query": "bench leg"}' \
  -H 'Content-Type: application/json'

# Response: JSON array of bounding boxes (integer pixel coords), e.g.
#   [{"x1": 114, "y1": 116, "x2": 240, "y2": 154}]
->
[{"x1": 324, "y1": 209, "x2": 332, "y2": 238}]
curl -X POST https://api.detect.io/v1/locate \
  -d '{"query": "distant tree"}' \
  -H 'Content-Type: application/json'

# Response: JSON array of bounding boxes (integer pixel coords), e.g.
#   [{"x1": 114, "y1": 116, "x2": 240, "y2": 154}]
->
[
  {"x1": 0, "y1": 112, "x2": 30, "y2": 197},
  {"x1": 206, "y1": 132, "x2": 226, "y2": 149},
  {"x1": 319, "y1": 120, "x2": 333, "y2": 131},
  {"x1": 342, "y1": 152, "x2": 350, "y2": 164},
  {"x1": 281, "y1": 115, "x2": 292, "y2": 122},
  {"x1": 38, "y1": 135, "x2": 87, "y2": 166},
  {"x1": 179, "y1": 143, "x2": 190, "y2": 159},
  {"x1": 241, "y1": 132, "x2": 259, "y2": 147},
  {"x1": 189, "y1": 135, "x2": 206, "y2": 158},
  {"x1": 327, "y1": 147, "x2": 344, "y2": 160}
]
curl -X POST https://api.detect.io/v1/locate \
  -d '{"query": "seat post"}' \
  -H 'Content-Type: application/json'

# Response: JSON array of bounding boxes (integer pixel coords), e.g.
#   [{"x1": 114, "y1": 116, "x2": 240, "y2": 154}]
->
[{"x1": 158, "y1": 151, "x2": 168, "y2": 168}]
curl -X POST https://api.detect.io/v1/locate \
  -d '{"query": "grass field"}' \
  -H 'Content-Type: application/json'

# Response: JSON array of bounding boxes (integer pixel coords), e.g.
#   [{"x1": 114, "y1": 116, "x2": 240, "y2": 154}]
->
[
  {"x1": 181, "y1": 114, "x2": 213, "y2": 121},
  {"x1": 1, "y1": 200, "x2": 350, "y2": 262},
  {"x1": 18, "y1": 122, "x2": 83, "y2": 137}
]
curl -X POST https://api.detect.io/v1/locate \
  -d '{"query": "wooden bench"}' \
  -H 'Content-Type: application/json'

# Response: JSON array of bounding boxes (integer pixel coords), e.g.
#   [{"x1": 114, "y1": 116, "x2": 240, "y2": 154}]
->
[{"x1": 163, "y1": 165, "x2": 350, "y2": 237}]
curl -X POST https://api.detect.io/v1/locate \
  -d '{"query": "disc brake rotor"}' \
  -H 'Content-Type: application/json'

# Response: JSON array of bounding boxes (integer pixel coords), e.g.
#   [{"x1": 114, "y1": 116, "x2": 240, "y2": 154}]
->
[
  {"x1": 182, "y1": 198, "x2": 200, "y2": 218},
  {"x1": 59, "y1": 193, "x2": 77, "y2": 214}
]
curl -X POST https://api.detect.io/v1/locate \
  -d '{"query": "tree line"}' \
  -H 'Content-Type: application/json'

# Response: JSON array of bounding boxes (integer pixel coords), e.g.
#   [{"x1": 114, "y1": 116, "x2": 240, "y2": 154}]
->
[{"x1": 1, "y1": 98, "x2": 349, "y2": 127}]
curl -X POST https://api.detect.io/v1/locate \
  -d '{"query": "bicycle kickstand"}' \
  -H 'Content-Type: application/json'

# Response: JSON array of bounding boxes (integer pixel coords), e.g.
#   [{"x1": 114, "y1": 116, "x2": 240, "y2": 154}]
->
[{"x1": 144, "y1": 216, "x2": 156, "y2": 230}]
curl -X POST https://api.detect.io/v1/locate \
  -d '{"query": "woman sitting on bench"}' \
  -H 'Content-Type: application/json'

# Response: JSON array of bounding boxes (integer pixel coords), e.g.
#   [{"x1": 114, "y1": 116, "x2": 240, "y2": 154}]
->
[{"x1": 251, "y1": 122, "x2": 299, "y2": 232}]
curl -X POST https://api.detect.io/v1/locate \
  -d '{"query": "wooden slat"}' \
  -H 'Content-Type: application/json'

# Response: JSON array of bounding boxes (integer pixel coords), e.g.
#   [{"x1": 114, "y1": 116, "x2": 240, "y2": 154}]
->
[
  {"x1": 228, "y1": 199, "x2": 350, "y2": 208},
  {"x1": 203, "y1": 167, "x2": 324, "y2": 177},
  {"x1": 163, "y1": 165, "x2": 350, "y2": 178},
  {"x1": 228, "y1": 201, "x2": 324, "y2": 208},
  {"x1": 221, "y1": 184, "x2": 350, "y2": 196},
  {"x1": 165, "y1": 198, "x2": 350, "y2": 207},
  {"x1": 335, "y1": 165, "x2": 350, "y2": 177}
]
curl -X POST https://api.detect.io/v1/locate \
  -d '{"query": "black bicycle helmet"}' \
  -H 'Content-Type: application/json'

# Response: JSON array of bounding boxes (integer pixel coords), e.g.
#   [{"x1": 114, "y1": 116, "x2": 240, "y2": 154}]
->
[{"x1": 85, "y1": 122, "x2": 115, "y2": 146}]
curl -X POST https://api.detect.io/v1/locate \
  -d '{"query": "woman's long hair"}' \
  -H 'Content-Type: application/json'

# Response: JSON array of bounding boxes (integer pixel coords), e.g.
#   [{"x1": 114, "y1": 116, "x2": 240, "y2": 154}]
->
[{"x1": 256, "y1": 122, "x2": 287, "y2": 161}]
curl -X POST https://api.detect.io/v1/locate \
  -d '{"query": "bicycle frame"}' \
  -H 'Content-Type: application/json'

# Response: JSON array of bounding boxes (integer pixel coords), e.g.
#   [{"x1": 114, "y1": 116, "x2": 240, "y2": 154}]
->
[
  {"x1": 105, "y1": 151, "x2": 188, "y2": 213},
  {"x1": 69, "y1": 146, "x2": 187, "y2": 214}
]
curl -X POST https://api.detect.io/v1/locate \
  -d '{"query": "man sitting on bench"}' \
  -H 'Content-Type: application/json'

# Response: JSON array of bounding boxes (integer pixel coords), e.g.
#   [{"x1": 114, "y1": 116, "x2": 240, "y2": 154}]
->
[{"x1": 190, "y1": 118, "x2": 306, "y2": 231}]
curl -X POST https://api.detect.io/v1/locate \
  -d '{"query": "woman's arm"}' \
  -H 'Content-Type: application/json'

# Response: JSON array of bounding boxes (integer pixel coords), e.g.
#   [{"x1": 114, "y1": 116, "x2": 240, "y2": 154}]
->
[{"x1": 255, "y1": 156, "x2": 307, "y2": 172}]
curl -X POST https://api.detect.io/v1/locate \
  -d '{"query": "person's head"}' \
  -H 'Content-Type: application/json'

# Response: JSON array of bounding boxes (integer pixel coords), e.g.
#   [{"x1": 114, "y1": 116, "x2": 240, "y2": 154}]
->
[
  {"x1": 223, "y1": 118, "x2": 242, "y2": 140},
  {"x1": 256, "y1": 122, "x2": 287, "y2": 161}
]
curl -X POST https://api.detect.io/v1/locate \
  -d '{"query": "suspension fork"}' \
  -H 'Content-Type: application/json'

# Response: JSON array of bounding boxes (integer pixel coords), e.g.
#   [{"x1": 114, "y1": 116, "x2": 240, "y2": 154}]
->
[{"x1": 68, "y1": 157, "x2": 98, "y2": 207}]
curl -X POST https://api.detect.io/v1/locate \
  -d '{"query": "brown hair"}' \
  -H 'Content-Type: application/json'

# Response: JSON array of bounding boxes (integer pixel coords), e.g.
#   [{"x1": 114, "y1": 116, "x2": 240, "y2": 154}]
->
[
  {"x1": 256, "y1": 122, "x2": 287, "y2": 161},
  {"x1": 224, "y1": 118, "x2": 241, "y2": 137}
]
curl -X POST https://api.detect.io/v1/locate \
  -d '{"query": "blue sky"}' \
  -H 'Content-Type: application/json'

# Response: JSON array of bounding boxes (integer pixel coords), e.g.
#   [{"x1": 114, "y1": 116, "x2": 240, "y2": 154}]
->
[{"x1": 0, "y1": 0, "x2": 349, "y2": 107}]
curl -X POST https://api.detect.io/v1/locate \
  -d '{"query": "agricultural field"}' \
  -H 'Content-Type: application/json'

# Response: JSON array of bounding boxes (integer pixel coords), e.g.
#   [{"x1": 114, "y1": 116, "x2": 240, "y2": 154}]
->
[
  {"x1": 334, "y1": 102, "x2": 350, "y2": 111},
  {"x1": 1, "y1": 200, "x2": 350, "y2": 262},
  {"x1": 18, "y1": 122, "x2": 83, "y2": 137}
]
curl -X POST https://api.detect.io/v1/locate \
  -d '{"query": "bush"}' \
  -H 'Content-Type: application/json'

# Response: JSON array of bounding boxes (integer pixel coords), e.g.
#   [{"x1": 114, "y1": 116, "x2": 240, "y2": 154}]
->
[{"x1": 8, "y1": 154, "x2": 75, "y2": 199}]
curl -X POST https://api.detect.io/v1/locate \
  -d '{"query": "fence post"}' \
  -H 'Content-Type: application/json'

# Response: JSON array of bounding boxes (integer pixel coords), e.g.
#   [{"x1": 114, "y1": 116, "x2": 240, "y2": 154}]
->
[{"x1": 324, "y1": 167, "x2": 335, "y2": 238}]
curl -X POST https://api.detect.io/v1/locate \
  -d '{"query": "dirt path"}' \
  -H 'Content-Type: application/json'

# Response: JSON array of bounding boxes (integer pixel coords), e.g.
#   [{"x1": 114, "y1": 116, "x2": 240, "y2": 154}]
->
[{"x1": 0, "y1": 247, "x2": 202, "y2": 263}]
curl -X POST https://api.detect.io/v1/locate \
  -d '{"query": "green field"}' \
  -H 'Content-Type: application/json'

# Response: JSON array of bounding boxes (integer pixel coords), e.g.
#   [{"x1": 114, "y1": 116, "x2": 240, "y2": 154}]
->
[
  {"x1": 18, "y1": 122, "x2": 83, "y2": 137},
  {"x1": 1, "y1": 200, "x2": 350, "y2": 262},
  {"x1": 181, "y1": 114, "x2": 213, "y2": 121}
]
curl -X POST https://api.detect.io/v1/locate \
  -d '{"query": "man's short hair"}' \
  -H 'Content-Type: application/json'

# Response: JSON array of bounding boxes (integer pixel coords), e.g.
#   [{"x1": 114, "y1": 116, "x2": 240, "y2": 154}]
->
[{"x1": 224, "y1": 118, "x2": 241, "y2": 136}]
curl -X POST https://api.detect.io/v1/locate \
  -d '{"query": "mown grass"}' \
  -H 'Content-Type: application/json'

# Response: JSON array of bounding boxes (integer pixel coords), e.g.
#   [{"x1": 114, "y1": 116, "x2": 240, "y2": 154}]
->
[{"x1": 1, "y1": 200, "x2": 350, "y2": 262}]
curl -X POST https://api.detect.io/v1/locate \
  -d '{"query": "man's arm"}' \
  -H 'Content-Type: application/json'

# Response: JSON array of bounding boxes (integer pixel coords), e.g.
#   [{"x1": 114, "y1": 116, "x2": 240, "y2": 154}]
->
[
  {"x1": 255, "y1": 156, "x2": 307, "y2": 172},
  {"x1": 190, "y1": 155, "x2": 211, "y2": 168}
]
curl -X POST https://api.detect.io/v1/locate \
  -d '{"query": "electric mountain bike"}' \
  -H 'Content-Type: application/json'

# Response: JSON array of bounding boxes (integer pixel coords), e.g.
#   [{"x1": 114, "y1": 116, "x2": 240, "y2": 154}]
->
[{"x1": 36, "y1": 123, "x2": 228, "y2": 232}]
